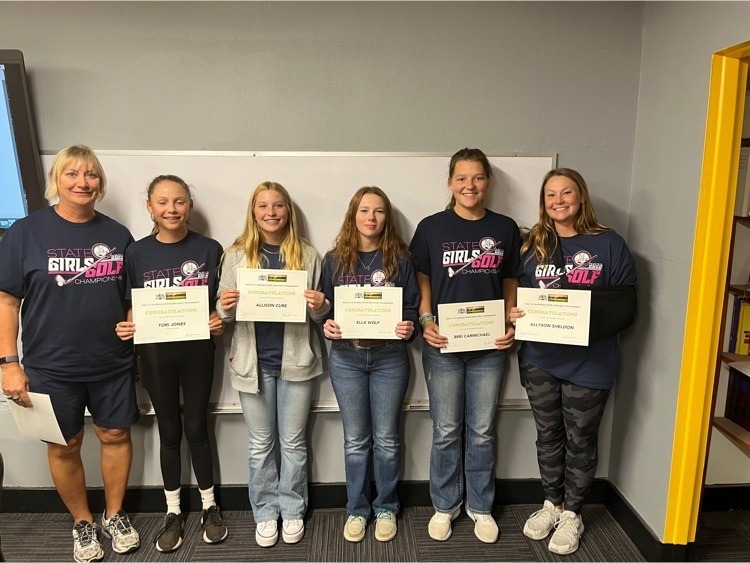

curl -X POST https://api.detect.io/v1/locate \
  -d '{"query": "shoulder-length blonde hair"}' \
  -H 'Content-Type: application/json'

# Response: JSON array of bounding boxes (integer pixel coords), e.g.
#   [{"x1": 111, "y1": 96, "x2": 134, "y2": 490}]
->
[
  {"x1": 226, "y1": 181, "x2": 305, "y2": 270},
  {"x1": 327, "y1": 186, "x2": 407, "y2": 281},
  {"x1": 45, "y1": 144, "x2": 107, "y2": 201},
  {"x1": 522, "y1": 168, "x2": 610, "y2": 264}
]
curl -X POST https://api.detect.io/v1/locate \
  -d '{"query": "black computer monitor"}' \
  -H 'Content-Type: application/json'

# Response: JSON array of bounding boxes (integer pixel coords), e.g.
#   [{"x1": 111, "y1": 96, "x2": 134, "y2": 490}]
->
[{"x1": 0, "y1": 49, "x2": 45, "y2": 235}]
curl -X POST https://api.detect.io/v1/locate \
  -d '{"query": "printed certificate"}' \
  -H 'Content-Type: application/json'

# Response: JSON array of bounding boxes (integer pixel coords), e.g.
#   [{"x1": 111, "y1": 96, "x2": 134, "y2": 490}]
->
[
  {"x1": 236, "y1": 268, "x2": 308, "y2": 323},
  {"x1": 132, "y1": 285, "x2": 210, "y2": 344},
  {"x1": 334, "y1": 286, "x2": 402, "y2": 339},
  {"x1": 438, "y1": 299, "x2": 504, "y2": 353},
  {"x1": 514, "y1": 287, "x2": 591, "y2": 346}
]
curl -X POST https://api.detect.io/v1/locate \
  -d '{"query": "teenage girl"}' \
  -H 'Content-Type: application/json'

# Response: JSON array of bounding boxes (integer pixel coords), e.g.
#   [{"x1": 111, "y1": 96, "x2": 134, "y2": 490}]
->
[
  {"x1": 216, "y1": 181, "x2": 329, "y2": 548},
  {"x1": 409, "y1": 148, "x2": 523, "y2": 544},
  {"x1": 320, "y1": 187, "x2": 419, "y2": 543},
  {"x1": 510, "y1": 168, "x2": 636, "y2": 555},
  {"x1": 115, "y1": 174, "x2": 227, "y2": 553}
]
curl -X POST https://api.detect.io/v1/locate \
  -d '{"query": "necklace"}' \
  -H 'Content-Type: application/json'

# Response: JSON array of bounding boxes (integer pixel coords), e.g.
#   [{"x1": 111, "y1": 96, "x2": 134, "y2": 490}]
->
[
  {"x1": 358, "y1": 249, "x2": 380, "y2": 271},
  {"x1": 262, "y1": 245, "x2": 280, "y2": 255}
]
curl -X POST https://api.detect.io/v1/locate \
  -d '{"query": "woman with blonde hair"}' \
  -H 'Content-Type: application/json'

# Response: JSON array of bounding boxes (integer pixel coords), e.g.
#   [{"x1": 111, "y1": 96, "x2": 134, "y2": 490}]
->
[
  {"x1": 0, "y1": 145, "x2": 140, "y2": 562},
  {"x1": 320, "y1": 186, "x2": 419, "y2": 543},
  {"x1": 511, "y1": 168, "x2": 637, "y2": 555},
  {"x1": 217, "y1": 181, "x2": 329, "y2": 548}
]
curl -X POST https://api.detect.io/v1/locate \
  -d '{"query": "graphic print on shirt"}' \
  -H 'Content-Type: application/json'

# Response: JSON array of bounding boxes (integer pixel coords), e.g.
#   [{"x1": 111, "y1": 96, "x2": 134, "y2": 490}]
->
[
  {"x1": 534, "y1": 250, "x2": 603, "y2": 288},
  {"x1": 337, "y1": 268, "x2": 391, "y2": 287},
  {"x1": 142, "y1": 259, "x2": 209, "y2": 288},
  {"x1": 442, "y1": 236, "x2": 505, "y2": 278},
  {"x1": 48, "y1": 242, "x2": 124, "y2": 286}
]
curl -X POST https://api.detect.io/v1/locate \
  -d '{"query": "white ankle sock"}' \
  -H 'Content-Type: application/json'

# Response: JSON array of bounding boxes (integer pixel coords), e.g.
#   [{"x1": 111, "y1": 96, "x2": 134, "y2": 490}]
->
[
  {"x1": 199, "y1": 486, "x2": 216, "y2": 511},
  {"x1": 165, "y1": 488, "x2": 181, "y2": 515}
]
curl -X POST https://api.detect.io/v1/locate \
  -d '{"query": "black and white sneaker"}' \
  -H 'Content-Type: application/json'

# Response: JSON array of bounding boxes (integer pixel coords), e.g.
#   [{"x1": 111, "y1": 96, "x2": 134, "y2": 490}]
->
[
  {"x1": 201, "y1": 505, "x2": 228, "y2": 544},
  {"x1": 72, "y1": 521, "x2": 103, "y2": 563},
  {"x1": 154, "y1": 513, "x2": 184, "y2": 553}
]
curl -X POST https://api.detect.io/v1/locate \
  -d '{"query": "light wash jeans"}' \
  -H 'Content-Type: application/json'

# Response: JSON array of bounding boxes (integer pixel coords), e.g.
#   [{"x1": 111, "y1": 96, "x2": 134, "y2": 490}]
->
[
  {"x1": 328, "y1": 340, "x2": 410, "y2": 517},
  {"x1": 422, "y1": 344, "x2": 506, "y2": 515},
  {"x1": 238, "y1": 366, "x2": 315, "y2": 522}
]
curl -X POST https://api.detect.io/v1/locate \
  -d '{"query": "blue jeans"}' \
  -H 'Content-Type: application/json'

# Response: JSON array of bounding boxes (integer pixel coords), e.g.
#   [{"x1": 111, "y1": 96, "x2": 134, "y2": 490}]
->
[
  {"x1": 422, "y1": 344, "x2": 506, "y2": 514},
  {"x1": 328, "y1": 341, "x2": 410, "y2": 517},
  {"x1": 238, "y1": 366, "x2": 315, "y2": 522}
]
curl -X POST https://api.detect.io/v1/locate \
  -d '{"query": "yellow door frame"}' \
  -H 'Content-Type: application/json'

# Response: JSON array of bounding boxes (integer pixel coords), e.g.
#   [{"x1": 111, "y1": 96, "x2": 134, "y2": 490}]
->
[{"x1": 664, "y1": 40, "x2": 750, "y2": 544}]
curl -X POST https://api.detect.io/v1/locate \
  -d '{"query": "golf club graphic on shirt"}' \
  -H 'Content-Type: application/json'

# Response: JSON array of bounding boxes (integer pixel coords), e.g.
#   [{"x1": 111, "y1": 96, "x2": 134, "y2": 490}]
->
[
  {"x1": 177, "y1": 262, "x2": 206, "y2": 286},
  {"x1": 54, "y1": 244, "x2": 117, "y2": 287},
  {"x1": 447, "y1": 238, "x2": 502, "y2": 278}
]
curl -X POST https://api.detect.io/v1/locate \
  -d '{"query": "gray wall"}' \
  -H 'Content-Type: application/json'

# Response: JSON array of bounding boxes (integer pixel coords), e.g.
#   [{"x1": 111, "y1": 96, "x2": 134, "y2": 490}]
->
[
  {"x1": 609, "y1": 1, "x2": 750, "y2": 540},
  {"x1": 0, "y1": 0, "x2": 650, "y2": 525}
]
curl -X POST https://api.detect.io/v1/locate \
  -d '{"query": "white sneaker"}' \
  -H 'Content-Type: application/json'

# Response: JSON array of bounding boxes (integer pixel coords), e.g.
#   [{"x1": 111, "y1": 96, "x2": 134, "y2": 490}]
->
[
  {"x1": 343, "y1": 514, "x2": 367, "y2": 543},
  {"x1": 256, "y1": 520, "x2": 279, "y2": 547},
  {"x1": 523, "y1": 500, "x2": 562, "y2": 540},
  {"x1": 72, "y1": 521, "x2": 103, "y2": 563},
  {"x1": 282, "y1": 519, "x2": 305, "y2": 544},
  {"x1": 548, "y1": 510, "x2": 584, "y2": 555},
  {"x1": 465, "y1": 507, "x2": 499, "y2": 543},
  {"x1": 101, "y1": 510, "x2": 140, "y2": 554},
  {"x1": 427, "y1": 506, "x2": 460, "y2": 541}
]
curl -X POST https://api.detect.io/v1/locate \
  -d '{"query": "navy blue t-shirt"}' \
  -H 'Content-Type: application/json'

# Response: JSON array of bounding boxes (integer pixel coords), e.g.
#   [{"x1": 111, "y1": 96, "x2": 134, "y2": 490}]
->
[
  {"x1": 254, "y1": 245, "x2": 285, "y2": 371},
  {"x1": 0, "y1": 206, "x2": 134, "y2": 381},
  {"x1": 124, "y1": 230, "x2": 223, "y2": 347},
  {"x1": 124, "y1": 230, "x2": 223, "y2": 299},
  {"x1": 518, "y1": 230, "x2": 637, "y2": 389},
  {"x1": 320, "y1": 249, "x2": 420, "y2": 334},
  {"x1": 408, "y1": 209, "x2": 523, "y2": 322}
]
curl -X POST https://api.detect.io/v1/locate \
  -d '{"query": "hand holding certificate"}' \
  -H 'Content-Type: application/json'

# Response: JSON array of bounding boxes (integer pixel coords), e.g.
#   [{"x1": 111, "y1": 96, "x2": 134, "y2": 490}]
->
[
  {"x1": 514, "y1": 287, "x2": 591, "y2": 346},
  {"x1": 437, "y1": 299, "x2": 504, "y2": 353},
  {"x1": 236, "y1": 268, "x2": 308, "y2": 322},
  {"x1": 131, "y1": 285, "x2": 210, "y2": 344},
  {"x1": 334, "y1": 286, "x2": 402, "y2": 339}
]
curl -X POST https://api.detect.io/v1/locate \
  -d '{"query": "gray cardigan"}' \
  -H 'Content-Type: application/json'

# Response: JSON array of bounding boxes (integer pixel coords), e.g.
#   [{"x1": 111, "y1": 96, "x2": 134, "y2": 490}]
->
[{"x1": 216, "y1": 244, "x2": 331, "y2": 394}]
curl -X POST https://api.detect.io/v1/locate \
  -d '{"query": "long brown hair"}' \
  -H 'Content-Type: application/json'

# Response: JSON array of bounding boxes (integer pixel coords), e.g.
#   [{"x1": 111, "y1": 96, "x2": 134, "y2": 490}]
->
[
  {"x1": 226, "y1": 181, "x2": 305, "y2": 270},
  {"x1": 522, "y1": 168, "x2": 610, "y2": 264},
  {"x1": 327, "y1": 186, "x2": 407, "y2": 281},
  {"x1": 446, "y1": 147, "x2": 493, "y2": 210}
]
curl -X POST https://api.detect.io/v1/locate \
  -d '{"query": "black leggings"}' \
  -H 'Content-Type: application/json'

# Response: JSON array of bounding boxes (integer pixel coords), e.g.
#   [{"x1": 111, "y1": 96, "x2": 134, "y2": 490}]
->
[{"x1": 138, "y1": 339, "x2": 216, "y2": 491}]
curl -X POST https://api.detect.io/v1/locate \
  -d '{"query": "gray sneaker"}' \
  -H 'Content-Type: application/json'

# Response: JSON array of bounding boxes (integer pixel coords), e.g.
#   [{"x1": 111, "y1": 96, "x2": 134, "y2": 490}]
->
[
  {"x1": 101, "y1": 510, "x2": 140, "y2": 554},
  {"x1": 154, "y1": 513, "x2": 184, "y2": 553},
  {"x1": 72, "y1": 521, "x2": 103, "y2": 563},
  {"x1": 201, "y1": 506, "x2": 228, "y2": 544}
]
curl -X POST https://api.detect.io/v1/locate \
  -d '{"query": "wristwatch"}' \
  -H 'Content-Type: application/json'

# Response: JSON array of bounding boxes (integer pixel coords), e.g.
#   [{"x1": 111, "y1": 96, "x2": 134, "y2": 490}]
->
[{"x1": 0, "y1": 355, "x2": 20, "y2": 365}]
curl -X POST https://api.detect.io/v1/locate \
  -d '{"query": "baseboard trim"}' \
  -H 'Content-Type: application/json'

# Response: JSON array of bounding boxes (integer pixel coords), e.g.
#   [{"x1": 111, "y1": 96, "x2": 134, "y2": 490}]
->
[
  {"x1": 701, "y1": 483, "x2": 750, "y2": 511},
  {"x1": 4, "y1": 478, "x2": 720, "y2": 561}
]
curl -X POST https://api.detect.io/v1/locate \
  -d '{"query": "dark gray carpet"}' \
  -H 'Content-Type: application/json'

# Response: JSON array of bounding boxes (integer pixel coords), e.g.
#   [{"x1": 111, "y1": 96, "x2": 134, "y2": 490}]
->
[
  {"x1": 0, "y1": 504, "x2": 644, "y2": 562},
  {"x1": 690, "y1": 510, "x2": 750, "y2": 562}
]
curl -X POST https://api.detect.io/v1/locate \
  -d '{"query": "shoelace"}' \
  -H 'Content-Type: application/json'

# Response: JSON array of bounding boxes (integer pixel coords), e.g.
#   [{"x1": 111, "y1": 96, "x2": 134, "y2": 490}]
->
[
  {"x1": 529, "y1": 506, "x2": 557, "y2": 524},
  {"x1": 258, "y1": 521, "x2": 276, "y2": 535},
  {"x1": 74, "y1": 522, "x2": 99, "y2": 546},
  {"x1": 204, "y1": 507, "x2": 222, "y2": 528},
  {"x1": 108, "y1": 513, "x2": 133, "y2": 536},
  {"x1": 154, "y1": 514, "x2": 181, "y2": 541},
  {"x1": 554, "y1": 515, "x2": 579, "y2": 535},
  {"x1": 375, "y1": 509, "x2": 394, "y2": 522}
]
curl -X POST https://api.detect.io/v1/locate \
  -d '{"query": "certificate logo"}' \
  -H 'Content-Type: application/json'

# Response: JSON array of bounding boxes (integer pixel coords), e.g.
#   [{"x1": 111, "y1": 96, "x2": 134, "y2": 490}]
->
[
  {"x1": 466, "y1": 305, "x2": 485, "y2": 314},
  {"x1": 165, "y1": 291, "x2": 187, "y2": 300},
  {"x1": 363, "y1": 291, "x2": 382, "y2": 300},
  {"x1": 268, "y1": 274, "x2": 288, "y2": 283},
  {"x1": 547, "y1": 294, "x2": 569, "y2": 303}
]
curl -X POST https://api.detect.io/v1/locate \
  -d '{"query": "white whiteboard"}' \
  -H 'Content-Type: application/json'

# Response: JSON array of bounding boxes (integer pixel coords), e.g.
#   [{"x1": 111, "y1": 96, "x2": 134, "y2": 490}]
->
[{"x1": 41, "y1": 151, "x2": 556, "y2": 412}]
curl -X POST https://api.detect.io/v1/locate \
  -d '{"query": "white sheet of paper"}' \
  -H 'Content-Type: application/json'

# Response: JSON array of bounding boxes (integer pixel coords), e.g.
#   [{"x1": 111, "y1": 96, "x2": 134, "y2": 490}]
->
[
  {"x1": 7, "y1": 392, "x2": 66, "y2": 445},
  {"x1": 334, "y1": 286, "x2": 403, "y2": 339},
  {"x1": 438, "y1": 299, "x2": 504, "y2": 353},
  {"x1": 236, "y1": 268, "x2": 308, "y2": 322},
  {"x1": 132, "y1": 285, "x2": 210, "y2": 344},
  {"x1": 514, "y1": 287, "x2": 591, "y2": 346}
]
